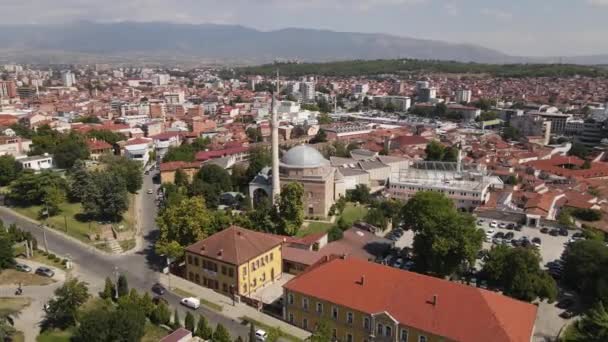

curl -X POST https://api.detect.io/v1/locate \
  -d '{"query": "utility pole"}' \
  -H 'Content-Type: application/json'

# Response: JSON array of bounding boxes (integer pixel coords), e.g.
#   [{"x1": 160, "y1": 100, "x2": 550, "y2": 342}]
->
[{"x1": 41, "y1": 200, "x2": 49, "y2": 253}]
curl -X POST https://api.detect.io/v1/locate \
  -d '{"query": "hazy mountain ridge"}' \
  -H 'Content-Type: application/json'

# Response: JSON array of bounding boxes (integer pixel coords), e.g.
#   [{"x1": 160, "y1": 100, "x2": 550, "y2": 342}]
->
[{"x1": 0, "y1": 21, "x2": 605, "y2": 65}]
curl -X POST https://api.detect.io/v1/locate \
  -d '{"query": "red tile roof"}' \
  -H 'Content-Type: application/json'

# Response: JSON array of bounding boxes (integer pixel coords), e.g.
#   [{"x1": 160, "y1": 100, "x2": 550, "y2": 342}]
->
[
  {"x1": 159, "y1": 161, "x2": 201, "y2": 172},
  {"x1": 284, "y1": 258, "x2": 537, "y2": 342},
  {"x1": 185, "y1": 226, "x2": 284, "y2": 265},
  {"x1": 86, "y1": 139, "x2": 112, "y2": 151},
  {"x1": 195, "y1": 146, "x2": 249, "y2": 161}
]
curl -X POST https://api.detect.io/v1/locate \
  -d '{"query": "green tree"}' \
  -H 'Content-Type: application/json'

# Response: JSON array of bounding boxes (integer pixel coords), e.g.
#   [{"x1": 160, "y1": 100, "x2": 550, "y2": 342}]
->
[
  {"x1": 558, "y1": 209, "x2": 575, "y2": 227},
  {"x1": 246, "y1": 146, "x2": 271, "y2": 180},
  {"x1": 278, "y1": 182, "x2": 304, "y2": 235},
  {"x1": 266, "y1": 327, "x2": 282, "y2": 342},
  {"x1": 401, "y1": 191, "x2": 483, "y2": 277},
  {"x1": 72, "y1": 306, "x2": 113, "y2": 342},
  {"x1": 364, "y1": 208, "x2": 389, "y2": 230},
  {"x1": 196, "y1": 315, "x2": 213, "y2": 339},
  {"x1": 68, "y1": 159, "x2": 92, "y2": 202},
  {"x1": 42, "y1": 186, "x2": 66, "y2": 216},
  {"x1": 185, "y1": 311, "x2": 195, "y2": 332},
  {"x1": 111, "y1": 299, "x2": 146, "y2": 341},
  {"x1": 572, "y1": 302, "x2": 608, "y2": 342},
  {"x1": 117, "y1": 274, "x2": 129, "y2": 298},
  {"x1": 150, "y1": 302, "x2": 171, "y2": 326},
  {"x1": 196, "y1": 164, "x2": 232, "y2": 192},
  {"x1": 156, "y1": 197, "x2": 213, "y2": 259},
  {"x1": 482, "y1": 246, "x2": 557, "y2": 302},
  {"x1": 102, "y1": 155, "x2": 143, "y2": 194},
  {"x1": 502, "y1": 126, "x2": 521, "y2": 141},
  {"x1": 317, "y1": 112, "x2": 333, "y2": 124},
  {"x1": 310, "y1": 319, "x2": 332, "y2": 342},
  {"x1": 425, "y1": 141, "x2": 445, "y2": 161},
  {"x1": 53, "y1": 134, "x2": 90, "y2": 169},
  {"x1": 442, "y1": 147, "x2": 459, "y2": 162},
  {"x1": 310, "y1": 129, "x2": 327, "y2": 144},
  {"x1": 569, "y1": 143, "x2": 589, "y2": 159},
  {"x1": 0, "y1": 155, "x2": 20, "y2": 186},
  {"x1": 0, "y1": 313, "x2": 16, "y2": 341},
  {"x1": 42, "y1": 278, "x2": 90, "y2": 330},
  {"x1": 174, "y1": 168, "x2": 189, "y2": 187},
  {"x1": 0, "y1": 233, "x2": 15, "y2": 270},
  {"x1": 231, "y1": 164, "x2": 250, "y2": 191},
  {"x1": 328, "y1": 226, "x2": 344, "y2": 242},
  {"x1": 246, "y1": 127, "x2": 263, "y2": 143},
  {"x1": 99, "y1": 276, "x2": 115, "y2": 300},
  {"x1": 563, "y1": 240, "x2": 608, "y2": 305},
  {"x1": 348, "y1": 184, "x2": 371, "y2": 204},
  {"x1": 213, "y1": 324, "x2": 232, "y2": 342},
  {"x1": 82, "y1": 171, "x2": 128, "y2": 222},
  {"x1": 8, "y1": 170, "x2": 68, "y2": 206},
  {"x1": 88, "y1": 129, "x2": 126, "y2": 145},
  {"x1": 173, "y1": 308, "x2": 181, "y2": 329}
]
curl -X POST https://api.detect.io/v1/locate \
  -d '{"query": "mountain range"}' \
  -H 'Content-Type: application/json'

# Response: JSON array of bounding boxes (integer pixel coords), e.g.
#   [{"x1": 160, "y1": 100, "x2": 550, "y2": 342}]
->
[{"x1": 0, "y1": 21, "x2": 606, "y2": 65}]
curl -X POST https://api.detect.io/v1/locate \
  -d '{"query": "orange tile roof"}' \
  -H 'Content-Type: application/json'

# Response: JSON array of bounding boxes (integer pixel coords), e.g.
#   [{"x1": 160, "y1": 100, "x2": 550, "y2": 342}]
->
[
  {"x1": 185, "y1": 226, "x2": 284, "y2": 265},
  {"x1": 284, "y1": 258, "x2": 537, "y2": 342}
]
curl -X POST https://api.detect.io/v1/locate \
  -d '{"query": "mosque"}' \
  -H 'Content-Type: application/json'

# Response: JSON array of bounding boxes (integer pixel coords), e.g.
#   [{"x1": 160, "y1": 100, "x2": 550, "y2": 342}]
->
[{"x1": 249, "y1": 144, "x2": 345, "y2": 218}]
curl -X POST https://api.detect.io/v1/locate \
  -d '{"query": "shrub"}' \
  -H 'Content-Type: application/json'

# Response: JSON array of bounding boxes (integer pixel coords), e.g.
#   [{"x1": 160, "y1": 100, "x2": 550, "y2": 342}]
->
[{"x1": 48, "y1": 253, "x2": 56, "y2": 260}]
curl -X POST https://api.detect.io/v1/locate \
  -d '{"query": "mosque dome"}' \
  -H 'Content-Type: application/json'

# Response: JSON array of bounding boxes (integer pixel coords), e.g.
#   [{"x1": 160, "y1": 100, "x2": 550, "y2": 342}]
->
[{"x1": 281, "y1": 144, "x2": 329, "y2": 168}]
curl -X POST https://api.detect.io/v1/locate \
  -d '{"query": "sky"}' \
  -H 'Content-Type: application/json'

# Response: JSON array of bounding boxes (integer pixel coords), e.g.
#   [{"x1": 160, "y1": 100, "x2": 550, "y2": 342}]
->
[{"x1": 2, "y1": 0, "x2": 607, "y2": 56}]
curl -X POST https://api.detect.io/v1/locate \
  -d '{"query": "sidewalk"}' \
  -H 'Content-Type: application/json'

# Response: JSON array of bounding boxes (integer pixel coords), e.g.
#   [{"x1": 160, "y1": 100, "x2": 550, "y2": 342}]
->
[{"x1": 159, "y1": 274, "x2": 310, "y2": 340}]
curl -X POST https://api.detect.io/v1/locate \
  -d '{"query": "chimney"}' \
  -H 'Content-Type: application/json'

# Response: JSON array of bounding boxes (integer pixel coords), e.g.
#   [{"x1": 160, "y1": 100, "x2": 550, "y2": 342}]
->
[
  {"x1": 358, "y1": 276, "x2": 365, "y2": 286},
  {"x1": 200, "y1": 245, "x2": 205, "y2": 252},
  {"x1": 432, "y1": 295, "x2": 438, "y2": 306},
  {"x1": 217, "y1": 249, "x2": 223, "y2": 257}
]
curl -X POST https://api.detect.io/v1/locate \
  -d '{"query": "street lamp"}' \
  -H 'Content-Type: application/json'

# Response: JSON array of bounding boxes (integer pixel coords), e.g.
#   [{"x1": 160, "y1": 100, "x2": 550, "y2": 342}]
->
[{"x1": 113, "y1": 266, "x2": 119, "y2": 300}]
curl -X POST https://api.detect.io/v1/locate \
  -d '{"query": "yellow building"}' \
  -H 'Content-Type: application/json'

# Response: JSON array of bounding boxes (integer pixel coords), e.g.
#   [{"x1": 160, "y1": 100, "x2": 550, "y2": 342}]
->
[
  {"x1": 159, "y1": 161, "x2": 200, "y2": 184},
  {"x1": 185, "y1": 226, "x2": 283, "y2": 298},
  {"x1": 283, "y1": 257, "x2": 537, "y2": 342}
]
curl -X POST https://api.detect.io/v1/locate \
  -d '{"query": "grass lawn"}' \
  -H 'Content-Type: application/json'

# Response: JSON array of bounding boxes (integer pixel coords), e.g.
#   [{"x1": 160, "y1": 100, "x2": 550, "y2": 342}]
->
[
  {"x1": 36, "y1": 329, "x2": 73, "y2": 342},
  {"x1": 340, "y1": 203, "x2": 368, "y2": 226},
  {"x1": 172, "y1": 287, "x2": 223, "y2": 312},
  {"x1": 297, "y1": 202, "x2": 369, "y2": 237},
  {"x1": 240, "y1": 316, "x2": 303, "y2": 342},
  {"x1": 560, "y1": 321, "x2": 580, "y2": 341},
  {"x1": 296, "y1": 221, "x2": 333, "y2": 237},
  {"x1": 142, "y1": 323, "x2": 169, "y2": 342},
  {"x1": 13, "y1": 194, "x2": 136, "y2": 245},
  {"x1": 119, "y1": 238, "x2": 136, "y2": 251},
  {"x1": 0, "y1": 297, "x2": 31, "y2": 316},
  {"x1": 0, "y1": 269, "x2": 55, "y2": 286}
]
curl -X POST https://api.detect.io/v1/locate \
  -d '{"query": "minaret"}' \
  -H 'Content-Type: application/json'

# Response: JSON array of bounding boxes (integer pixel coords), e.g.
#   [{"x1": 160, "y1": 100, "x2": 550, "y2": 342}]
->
[{"x1": 271, "y1": 70, "x2": 281, "y2": 203}]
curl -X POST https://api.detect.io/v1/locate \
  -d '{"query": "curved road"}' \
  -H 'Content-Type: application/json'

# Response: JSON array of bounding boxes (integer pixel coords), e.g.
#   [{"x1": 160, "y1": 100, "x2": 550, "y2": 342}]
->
[{"x1": 0, "y1": 172, "x2": 248, "y2": 338}]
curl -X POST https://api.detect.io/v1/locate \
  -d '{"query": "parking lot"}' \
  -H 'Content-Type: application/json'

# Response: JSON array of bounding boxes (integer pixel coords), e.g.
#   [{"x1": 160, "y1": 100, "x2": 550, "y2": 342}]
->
[{"x1": 383, "y1": 218, "x2": 578, "y2": 271}]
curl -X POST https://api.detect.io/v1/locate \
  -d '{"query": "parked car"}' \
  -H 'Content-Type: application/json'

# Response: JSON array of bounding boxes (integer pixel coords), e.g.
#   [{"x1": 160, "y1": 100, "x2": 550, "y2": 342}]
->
[
  {"x1": 504, "y1": 232, "x2": 515, "y2": 240},
  {"x1": 559, "y1": 310, "x2": 576, "y2": 319},
  {"x1": 511, "y1": 239, "x2": 521, "y2": 247},
  {"x1": 255, "y1": 329, "x2": 268, "y2": 341},
  {"x1": 392, "y1": 258, "x2": 403, "y2": 268},
  {"x1": 402, "y1": 260, "x2": 415, "y2": 270},
  {"x1": 147, "y1": 189, "x2": 154, "y2": 194},
  {"x1": 151, "y1": 283, "x2": 166, "y2": 295},
  {"x1": 489, "y1": 221, "x2": 498, "y2": 228},
  {"x1": 15, "y1": 263, "x2": 32, "y2": 273},
  {"x1": 572, "y1": 232, "x2": 584, "y2": 239},
  {"x1": 549, "y1": 229, "x2": 560, "y2": 236},
  {"x1": 180, "y1": 297, "x2": 200, "y2": 309},
  {"x1": 560, "y1": 229, "x2": 569, "y2": 237},
  {"x1": 498, "y1": 223, "x2": 507, "y2": 229},
  {"x1": 494, "y1": 232, "x2": 505, "y2": 239},
  {"x1": 532, "y1": 237, "x2": 542, "y2": 247},
  {"x1": 514, "y1": 224, "x2": 523, "y2": 231},
  {"x1": 35, "y1": 267, "x2": 54, "y2": 277},
  {"x1": 486, "y1": 229, "x2": 495, "y2": 235},
  {"x1": 540, "y1": 227, "x2": 549, "y2": 234},
  {"x1": 557, "y1": 298, "x2": 575, "y2": 310},
  {"x1": 506, "y1": 223, "x2": 515, "y2": 230}
]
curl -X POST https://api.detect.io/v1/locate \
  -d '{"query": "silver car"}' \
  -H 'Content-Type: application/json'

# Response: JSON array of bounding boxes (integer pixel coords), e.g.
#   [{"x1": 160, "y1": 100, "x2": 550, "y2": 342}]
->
[{"x1": 15, "y1": 263, "x2": 32, "y2": 272}]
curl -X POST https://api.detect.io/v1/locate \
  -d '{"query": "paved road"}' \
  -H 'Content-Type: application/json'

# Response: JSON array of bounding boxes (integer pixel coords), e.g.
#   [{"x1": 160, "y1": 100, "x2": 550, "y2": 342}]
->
[{"x1": 0, "y1": 172, "x2": 248, "y2": 339}]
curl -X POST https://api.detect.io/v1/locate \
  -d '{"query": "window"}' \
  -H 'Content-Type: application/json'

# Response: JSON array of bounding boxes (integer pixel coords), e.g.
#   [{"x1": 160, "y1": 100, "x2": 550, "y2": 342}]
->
[
  {"x1": 261, "y1": 272, "x2": 266, "y2": 281},
  {"x1": 288, "y1": 293, "x2": 294, "y2": 305},
  {"x1": 187, "y1": 255, "x2": 193, "y2": 264},
  {"x1": 385, "y1": 326, "x2": 392, "y2": 337},
  {"x1": 194, "y1": 257, "x2": 199, "y2": 266},
  {"x1": 363, "y1": 317, "x2": 370, "y2": 331},
  {"x1": 332, "y1": 329, "x2": 337, "y2": 339},
  {"x1": 288, "y1": 313, "x2": 294, "y2": 323},
  {"x1": 222, "y1": 283, "x2": 228, "y2": 292},
  {"x1": 346, "y1": 334, "x2": 353, "y2": 342},
  {"x1": 303, "y1": 318, "x2": 308, "y2": 330},
  {"x1": 400, "y1": 329, "x2": 409, "y2": 341},
  {"x1": 316, "y1": 302, "x2": 323, "y2": 313},
  {"x1": 228, "y1": 268, "x2": 234, "y2": 278},
  {"x1": 346, "y1": 312, "x2": 353, "y2": 324},
  {"x1": 377, "y1": 324, "x2": 384, "y2": 336},
  {"x1": 221, "y1": 266, "x2": 227, "y2": 275},
  {"x1": 332, "y1": 307, "x2": 338, "y2": 320},
  {"x1": 194, "y1": 273, "x2": 200, "y2": 284},
  {"x1": 270, "y1": 253, "x2": 274, "y2": 261},
  {"x1": 188, "y1": 272, "x2": 194, "y2": 281},
  {"x1": 242, "y1": 267, "x2": 247, "y2": 277},
  {"x1": 419, "y1": 336, "x2": 427, "y2": 342},
  {"x1": 265, "y1": 255, "x2": 269, "y2": 263},
  {"x1": 302, "y1": 297, "x2": 309, "y2": 310}
]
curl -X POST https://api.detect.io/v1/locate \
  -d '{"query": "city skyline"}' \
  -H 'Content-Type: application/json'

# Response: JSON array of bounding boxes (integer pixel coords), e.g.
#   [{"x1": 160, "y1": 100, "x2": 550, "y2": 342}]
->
[{"x1": 1, "y1": 0, "x2": 607, "y2": 57}]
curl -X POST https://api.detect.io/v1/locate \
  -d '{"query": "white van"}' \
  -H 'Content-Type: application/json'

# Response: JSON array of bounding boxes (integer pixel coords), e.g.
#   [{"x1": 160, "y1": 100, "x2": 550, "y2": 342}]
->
[{"x1": 180, "y1": 297, "x2": 200, "y2": 309}]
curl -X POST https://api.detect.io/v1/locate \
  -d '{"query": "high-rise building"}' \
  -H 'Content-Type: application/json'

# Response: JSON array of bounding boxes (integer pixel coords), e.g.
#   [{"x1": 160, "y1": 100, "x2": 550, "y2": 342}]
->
[
  {"x1": 417, "y1": 87, "x2": 436, "y2": 103},
  {"x1": 0, "y1": 81, "x2": 17, "y2": 98},
  {"x1": 455, "y1": 89, "x2": 472, "y2": 103},
  {"x1": 300, "y1": 82, "x2": 315, "y2": 102},
  {"x1": 61, "y1": 71, "x2": 76, "y2": 87}
]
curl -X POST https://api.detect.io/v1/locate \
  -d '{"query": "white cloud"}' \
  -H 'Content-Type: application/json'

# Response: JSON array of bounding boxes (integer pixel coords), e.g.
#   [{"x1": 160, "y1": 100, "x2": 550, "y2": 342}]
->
[{"x1": 444, "y1": 2, "x2": 460, "y2": 16}]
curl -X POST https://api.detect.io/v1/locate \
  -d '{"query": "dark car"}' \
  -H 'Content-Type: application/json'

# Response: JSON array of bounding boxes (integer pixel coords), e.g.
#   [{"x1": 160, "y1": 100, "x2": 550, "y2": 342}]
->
[
  {"x1": 549, "y1": 229, "x2": 560, "y2": 236},
  {"x1": 494, "y1": 232, "x2": 505, "y2": 239},
  {"x1": 540, "y1": 227, "x2": 549, "y2": 234},
  {"x1": 559, "y1": 310, "x2": 576, "y2": 319},
  {"x1": 572, "y1": 232, "x2": 584, "y2": 238},
  {"x1": 560, "y1": 229, "x2": 569, "y2": 237},
  {"x1": 514, "y1": 224, "x2": 523, "y2": 231},
  {"x1": 532, "y1": 237, "x2": 542, "y2": 245},
  {"x1": 511, "y1": 239, "x2": 521, "y2": 247},
  {"x1": 505, "y1": 223, "x2": 514, "y2": 230},
  {"x1": 151, "y1": 283, "x2": 166, "y2": 295},
  {"x1": 505, "y1": 232, "x2": 514, "y2": 239},
  {"x1": 557, "y1": 298, "x2": 575, "y2": 310},
  {"x1": 35, "y1": 267, "x2": 54, "y2": 277}
]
